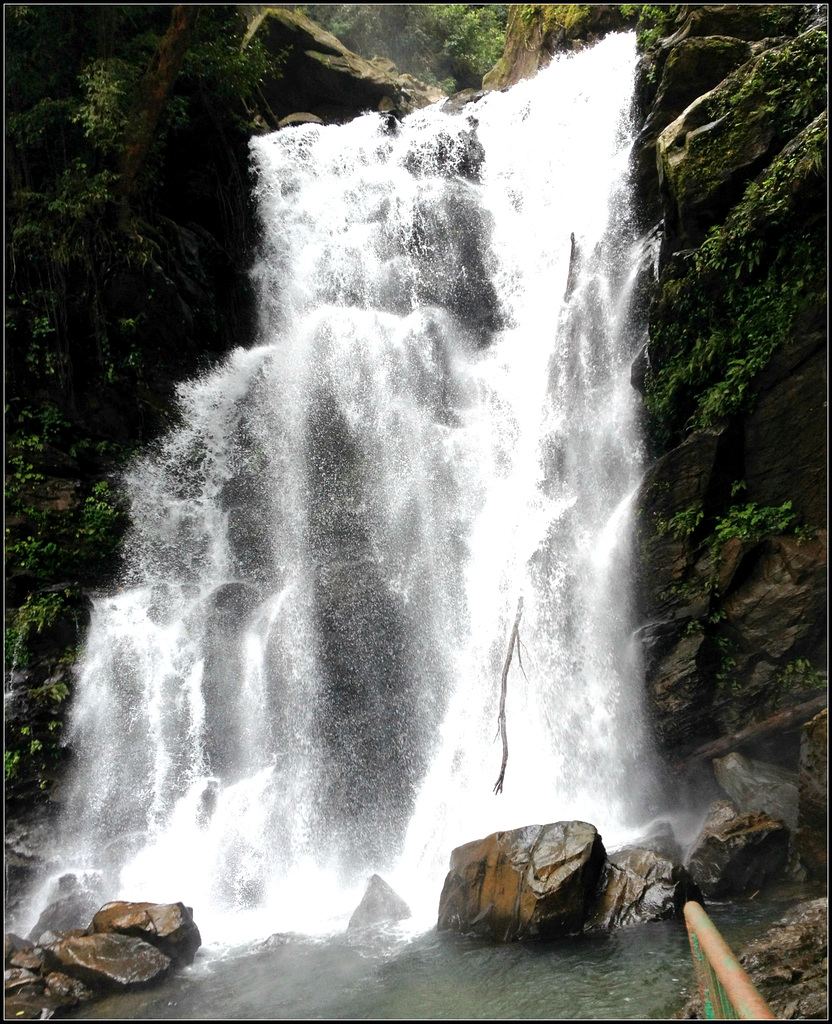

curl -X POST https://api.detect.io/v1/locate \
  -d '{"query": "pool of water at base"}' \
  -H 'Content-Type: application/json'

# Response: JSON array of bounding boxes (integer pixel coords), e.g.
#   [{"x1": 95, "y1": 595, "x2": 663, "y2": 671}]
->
[{"x1": 71, "y1": 886, "x2": 814, "y2": 1020}]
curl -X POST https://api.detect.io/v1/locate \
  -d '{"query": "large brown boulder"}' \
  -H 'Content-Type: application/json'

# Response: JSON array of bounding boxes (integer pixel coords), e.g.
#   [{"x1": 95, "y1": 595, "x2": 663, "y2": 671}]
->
[
  {"x1": 44, "y1": 932, "x2": 172, "y2": 990},
  {"x1": 437, "y1": 821, "x2": 605, "y2": 941},
  {"x1": 686, "y1": 800, "x2": 789, "y2": 897},
  {"x1": 793, "y1": 709, "x2": 827, "y2": 879},
  {"x1": 90, "y1": 901, "x2": 201, "y2": 966},
  {"x1": 585, "y1": 847, "x2": 702, "y2": 931}
]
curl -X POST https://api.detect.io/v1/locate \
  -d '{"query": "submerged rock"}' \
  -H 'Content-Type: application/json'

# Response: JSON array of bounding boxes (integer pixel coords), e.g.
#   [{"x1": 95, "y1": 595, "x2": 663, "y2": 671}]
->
[
  {"x1": 348, "y1": 874, "x2": 411, "y2": 931},
  {"x1": 686, "y1": 800, "x2": 789, "y2": 897},
  {"x1": 437, "y1": 821, "x2": 605, "y2": 941}
]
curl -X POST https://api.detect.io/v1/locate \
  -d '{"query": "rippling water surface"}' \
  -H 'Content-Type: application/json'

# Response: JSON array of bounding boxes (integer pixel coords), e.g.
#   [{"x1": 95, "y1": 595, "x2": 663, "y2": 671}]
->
[{"x1": 72, "y1": 892, "x2": 801, "y2": 1020}]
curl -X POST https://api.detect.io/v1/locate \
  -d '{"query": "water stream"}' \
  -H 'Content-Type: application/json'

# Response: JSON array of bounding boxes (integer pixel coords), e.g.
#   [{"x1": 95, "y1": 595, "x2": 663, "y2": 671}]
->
[{"x1": 26, "y1": 32, "x2": 685, "y2": 1015}]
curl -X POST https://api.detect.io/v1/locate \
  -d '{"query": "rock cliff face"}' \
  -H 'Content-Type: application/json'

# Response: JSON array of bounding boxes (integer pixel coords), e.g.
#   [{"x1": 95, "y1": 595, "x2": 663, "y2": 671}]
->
[{"x1": 630, "y1": 5, "x2": 827, "y2": 764}]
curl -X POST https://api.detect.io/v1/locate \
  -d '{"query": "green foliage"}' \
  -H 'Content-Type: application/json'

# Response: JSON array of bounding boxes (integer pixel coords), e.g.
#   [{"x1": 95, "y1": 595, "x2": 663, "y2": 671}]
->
[
  {"x1": 5, "y1": 591, "x2": 76, "y2": 671},
  {"x1": 5, "y1": 5, "x2": 272, "y2": 393},
  {"x1": 5, "y1": 720, "x2": 65, "y2": 789},
  {"x1": 775, "y1": 658, "x2": 824, "y2": 692},
  {"x1": 5, "y1": 749, "x2": 22, "y2": 782},
  {"x1": 635, "y1": 5, "x2": 680, "y2": 51},
  {"x1": 709, "y1": 502, "x2": 795, "y2": 546},
  {"x1": 305, "y1": 4, "x2": 508, "y2": 92},
  {"x1": 655, "y1": 506, "x2": 703, "y2": 539},
  {"x1": 5, "y1": 477, "x2": 124, "y2": 581},
  {"x1": 645, "y1": 96, "x2": 826, "y2": 449},
  {"x1": 714, "y1": 634, "x2": 739, "y2": 694}
]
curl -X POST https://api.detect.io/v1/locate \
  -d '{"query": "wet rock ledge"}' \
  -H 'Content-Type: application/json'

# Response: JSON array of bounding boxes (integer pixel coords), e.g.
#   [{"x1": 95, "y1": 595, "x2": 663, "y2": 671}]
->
[{"x1": 4, "y1": 900, "x2": 200, "y2": 1019}]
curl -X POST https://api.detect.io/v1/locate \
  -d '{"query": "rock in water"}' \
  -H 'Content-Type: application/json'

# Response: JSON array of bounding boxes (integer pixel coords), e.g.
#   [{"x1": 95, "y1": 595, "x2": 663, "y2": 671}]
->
[
  {"x1": 90, "y1": 901, "x2": 201, "y2": 966},
  {"x1": 347, "y1": 875, "x2": 411, "y2": 931},
  {"x1": 45, "y1": 932, "x2": 171, "y2": 990},
  {"x1": 713, "y1": 751, "x2": 798, "y2": 828},
  {"x1": 686, "y1": 800, "x2": 789, "y2": 897},
  {"x1": 739, "y1": 897, "x2": 828, "y2": 1019},
  {"x1": 437, "y1": 821, "x2": 605, "y2": 941},
  {"x1": 585, "y1": 846, "x2": 702, "y2": 931}
]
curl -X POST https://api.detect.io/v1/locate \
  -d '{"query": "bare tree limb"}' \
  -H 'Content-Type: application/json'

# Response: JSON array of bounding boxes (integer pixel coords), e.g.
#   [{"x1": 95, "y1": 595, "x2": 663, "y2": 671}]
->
[
  {"x1": 673, "y1": 693, "x2": 827, "y2": 772},
  {"x1": 494, "y1": 596, "x2": 524, "y2": 795},
  {"x1": 118, "y1": 5, "x2": 201, "y2": 225}
]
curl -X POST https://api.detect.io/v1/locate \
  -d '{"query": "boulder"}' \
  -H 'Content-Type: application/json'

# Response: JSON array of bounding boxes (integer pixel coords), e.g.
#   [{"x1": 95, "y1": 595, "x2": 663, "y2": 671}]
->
[
  {"x1": 437, "y1": 821, "x2": 605, "y2": 941},
  {"x1": 793, "y1": 709, "x2": 827, "y2": 879},
  {"x1": 43, "y1": 969, "x2": 94, "y2": 1006},
  {"x1": 347, "y1": 874, "x2": 411, "y2": 931},
  {"x1": 686, "y1": 800, "x2": 789, "y2": 897},
  {"x1": 585, "y1": 846, "x2": 702, "y2": 931},
  {"x1": 632, "y1": 820, "x2": 686, "y2": 863},
  {"x1": 26, "y1": 875, "x2": 102, "y2": 944},
  {"x1": 45, "y1": 932, "x2": 172, "y2": 990},
  {"x1": 90, "y1": 901, "x2": 201, "y2": 966},
  {"x1": 656, "y1": 30, "x2": 826, "y2": 249},
  {"x1": 5, "y1": 933, "x2": 34, "y2": 965},
  {"x1": 738, "y1": 897, "x2": 828, "y2": 1019},
  {"x1": 644, "y1": 36, "x2": 752, "y2": 138},
  {"x1": 242, "y1": 8, "x2": 443, "y2": 126},
  {"x1": 713, "y1": 751, "x2": 798, "y2": 828}
]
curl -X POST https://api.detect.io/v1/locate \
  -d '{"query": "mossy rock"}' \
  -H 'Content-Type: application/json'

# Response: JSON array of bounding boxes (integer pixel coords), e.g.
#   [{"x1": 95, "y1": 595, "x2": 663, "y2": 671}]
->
[
  {"x1": 657, "y1": 29, "x2": 826, "y2": 247},
  {"x1": 483, "y1": 4, "x2": 636, "y2": 91}
]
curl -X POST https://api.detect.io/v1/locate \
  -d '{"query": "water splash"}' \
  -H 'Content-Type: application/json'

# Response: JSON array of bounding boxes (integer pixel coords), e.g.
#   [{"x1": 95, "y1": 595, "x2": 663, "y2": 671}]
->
[{"x1": 38, "y1": 33, "x2": 657, "y2": 944}]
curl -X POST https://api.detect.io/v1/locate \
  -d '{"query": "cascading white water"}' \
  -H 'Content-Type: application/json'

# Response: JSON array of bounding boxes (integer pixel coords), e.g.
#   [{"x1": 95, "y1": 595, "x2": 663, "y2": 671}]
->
[{"x1": 39, "y1": 33, "x2": 658, "y2": 944}]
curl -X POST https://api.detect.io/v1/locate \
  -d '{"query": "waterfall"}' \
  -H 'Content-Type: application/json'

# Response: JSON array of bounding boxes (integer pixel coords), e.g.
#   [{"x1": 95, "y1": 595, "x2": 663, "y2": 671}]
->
[{"x1": 40, "y1": 33, "x2": 657, "y2": 943}]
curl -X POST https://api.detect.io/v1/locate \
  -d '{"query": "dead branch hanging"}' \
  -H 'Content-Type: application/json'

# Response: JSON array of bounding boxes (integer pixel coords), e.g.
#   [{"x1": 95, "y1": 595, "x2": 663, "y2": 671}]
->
[{"x1": 493, "y1": 596, "x2": 524, "y2": 795}]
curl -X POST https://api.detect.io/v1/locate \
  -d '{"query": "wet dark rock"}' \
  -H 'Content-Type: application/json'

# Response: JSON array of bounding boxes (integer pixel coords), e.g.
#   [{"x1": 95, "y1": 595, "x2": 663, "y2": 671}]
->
[
  {"x1": 586, "y1": 846, "x2": 702, "y2": 931},
  {"x1": 45, "y1": 932, "x2": 172, "y2": 990},
  {"x1": 645, "y1": 36, "x2": 752, "y2": 138},
  {"x1": 43, "y1": 969, "x2": 94, "y2": 1006},
  {"x1": 4, "y1": 966, "x2": 43, "y2": 993},
  {"x1": 633, "y1": 820, "x2": 685, "y2": 863},
  {"x1": 90, "y1": 901, "x2": 201, "y2": 967},
  {"x1": 442, "y1": 89, "x2": 487, "y2": 114},
  {"x1": 348, "y1": 874, "x2": 411, "y2": 931},
  {"x1": 277, "y1": 112, "x2": 325, "y2": 129},
  {"x1": 5, "y1": 933, "x2": 35, "y2": 965},
  {"x1": 26, "y1": 876, "x2": 102, "y2": 945},
  {"x1": 738, "y1": 897, "x2": 828, "y2": 1019},
  {"x1": 713, "y1": 751, "x2": 798, "y2": 828},
  {"x1": 686, "y1": 800, "x2": 789, "y2": 897},
  {"x1": 793, "y1": 709, "x2": 827, "y2": 879},
  {"x1": 437, "y1": 821, "x2": 606, "y2": 941}
]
